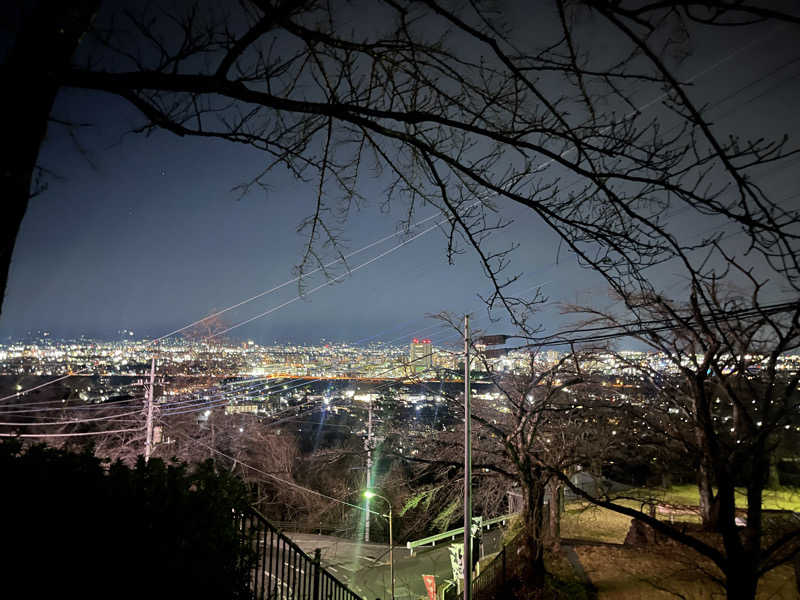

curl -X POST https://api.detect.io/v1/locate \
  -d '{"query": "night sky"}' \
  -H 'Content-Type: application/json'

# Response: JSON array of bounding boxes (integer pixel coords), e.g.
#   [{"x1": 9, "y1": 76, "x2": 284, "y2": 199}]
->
[{"x1": 1, "y1": 3, "x2": 798, "y2": 346}]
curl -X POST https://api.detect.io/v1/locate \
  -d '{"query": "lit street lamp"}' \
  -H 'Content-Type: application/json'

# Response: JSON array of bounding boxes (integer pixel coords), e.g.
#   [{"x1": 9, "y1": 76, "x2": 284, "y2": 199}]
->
[{"x1": 364, "y1": 490, "x2": 394, "y2": 600}]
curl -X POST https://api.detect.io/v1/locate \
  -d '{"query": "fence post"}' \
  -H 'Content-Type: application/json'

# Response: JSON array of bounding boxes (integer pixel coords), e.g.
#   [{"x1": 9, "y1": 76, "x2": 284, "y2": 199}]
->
[{"x1": 313, "y1": 548, "x2": 321, "y2": 600}]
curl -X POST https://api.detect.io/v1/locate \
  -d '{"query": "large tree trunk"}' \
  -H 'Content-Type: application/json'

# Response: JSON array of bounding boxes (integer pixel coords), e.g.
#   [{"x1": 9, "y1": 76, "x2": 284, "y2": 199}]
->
[
  {"x1": 2, "y1": 0, "x2": 99, "y2": 314},
  {"x1": 697, "y1": 471, "x2": 762, "y2": 600},
  {"x1": 545, "y1": 479, "x2": 562, "y2": 547},
  {"x1": 698, "y1": 458, "x2": 720, "y2": 529},
  {"x1": 724, "y1": 555, "x2": 759, "y2": 600},
  {"x1": 729, "y1": 453, "x2": 768, "y2": 600},
  {"x1": 694, "y1": 379, "x2": 722, "y2": 530},
  {"x1": 520, "y1": 471, "x2": 546, "y2": 589}
]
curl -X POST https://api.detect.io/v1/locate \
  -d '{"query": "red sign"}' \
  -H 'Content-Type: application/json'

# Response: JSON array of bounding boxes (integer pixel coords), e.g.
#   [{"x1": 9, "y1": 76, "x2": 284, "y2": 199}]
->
[{"x1": 422, "y1": 575, "x2": 436, "y2": 600}]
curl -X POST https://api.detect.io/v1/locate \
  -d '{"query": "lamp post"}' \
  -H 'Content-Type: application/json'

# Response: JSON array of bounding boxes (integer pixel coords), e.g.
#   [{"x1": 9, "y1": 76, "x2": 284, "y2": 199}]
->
[
  {"x1": 364, "y1": 490, "x2": 394, "y2": 600},
  {"x1": 464, "y1": 315, "x2": 472, "y2": 600}
]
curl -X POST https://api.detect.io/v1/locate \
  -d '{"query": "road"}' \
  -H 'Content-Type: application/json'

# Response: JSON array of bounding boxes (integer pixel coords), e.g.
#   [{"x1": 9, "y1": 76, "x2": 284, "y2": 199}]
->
[{"x1": 287, "y1": 529, "x2": 503, "y2": 600}]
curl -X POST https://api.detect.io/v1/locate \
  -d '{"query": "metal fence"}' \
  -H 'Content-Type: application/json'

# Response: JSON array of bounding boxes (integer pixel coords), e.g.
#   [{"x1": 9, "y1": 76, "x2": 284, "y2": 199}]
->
[
  {"x1": 471, "y1": 546, "x2": 507, "y2": 600},
  {"x1": 471, "y1": 532, "x2": 523, "y2": 600},
  {"x1": 236, "y1": 508, "x2": 363, "y2": 600}
]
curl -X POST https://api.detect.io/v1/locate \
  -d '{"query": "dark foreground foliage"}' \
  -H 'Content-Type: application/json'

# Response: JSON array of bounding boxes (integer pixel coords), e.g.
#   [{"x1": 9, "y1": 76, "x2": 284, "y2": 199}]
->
[{"x1": 0, "y1": 440, "x2": 251, "y2": 599}]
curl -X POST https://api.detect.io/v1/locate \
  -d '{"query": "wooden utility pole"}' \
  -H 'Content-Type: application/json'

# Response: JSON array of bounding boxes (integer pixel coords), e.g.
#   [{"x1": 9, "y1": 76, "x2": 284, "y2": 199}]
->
[{"x1": 144, "y1": 356, "x2": 156, "y2": 462}]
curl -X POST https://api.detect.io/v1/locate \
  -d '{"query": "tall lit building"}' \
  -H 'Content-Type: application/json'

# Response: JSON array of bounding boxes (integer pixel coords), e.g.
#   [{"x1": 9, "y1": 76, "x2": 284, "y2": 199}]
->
[
  {"x1": 409, "y1": 338, "x2": 433, "y2": 371},
  {"x1": 545, "y1": 350, "x2": 560, "y2": 365}
]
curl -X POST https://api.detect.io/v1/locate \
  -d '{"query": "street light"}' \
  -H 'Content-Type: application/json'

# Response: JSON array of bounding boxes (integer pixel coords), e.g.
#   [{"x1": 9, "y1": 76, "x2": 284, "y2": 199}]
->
[{"x1": 364, "y1": 490, "x2": 394, "y2": 600}]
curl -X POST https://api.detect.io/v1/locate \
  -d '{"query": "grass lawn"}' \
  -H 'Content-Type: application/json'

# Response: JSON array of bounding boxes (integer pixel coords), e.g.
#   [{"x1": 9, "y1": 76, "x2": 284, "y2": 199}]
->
[
  {"x1": 625, "y1": 484, "x2": 800, "y2": 511},
  {"x1": 560, "y1": 485, "x2": 800, "y2": 546},
  {"x1": 575, "y1": 545, "x2": 798, "y2": 600},
  {"x1": 561, "y1": 502, "x2": 633, "y2": 544},
  {"x1": 558, "y1": 485, "x2": 800, "y2": 599}
]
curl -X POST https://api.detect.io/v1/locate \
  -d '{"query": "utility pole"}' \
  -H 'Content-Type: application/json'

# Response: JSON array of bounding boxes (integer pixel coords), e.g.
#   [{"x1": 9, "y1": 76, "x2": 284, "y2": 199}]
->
[
  {"x1": 365, "y1": 397, "x2": 374, "y2": 542},
  {"x1": 463, "y1": 315, "x2": 472, "y2": 600},
  {"x1": 465, "y1": 331, "x2": 508, "y2": 595},
  {"x1": 144, "y1": 356, "x2": 156, "y2": 463}
]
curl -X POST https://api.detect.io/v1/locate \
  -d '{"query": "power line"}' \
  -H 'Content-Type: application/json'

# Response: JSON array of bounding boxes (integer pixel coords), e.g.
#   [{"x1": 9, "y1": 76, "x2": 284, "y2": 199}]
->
[
  {"x1": 516, "y1": 300, "x2": 800, "y2": 349},
  {"x1": 164, "y1": 425, "x2": 379, "y2": 515},
  {"x1": 0, "y1": 372, "x2": 89, "y2": 403},
  {"x1": 209, "y1": 218, "x2": 447, "y2": 339},
  {"x1": 0, "y1": 391, "x2": 145, "y2": 411},
  {"x1": 151, "y1": 307, "x2": 472, "y2": 415},
  {"x1": 151, "y1": 210, "x2": 449, "y2": 343},
  {"x1": 0, "y1": 398, "x2": 145, "y2": 415},
  {"x1": 159, "y1": 330, "x2": 467, "y2": 419},
  {"x1": 159, "y1": 354, "x2": 455, "y2": 421},
  {"x1": 0, "y1": 408, "x2": 143, "y2": 427},
  {"x1": 0, "y1": 209, "x2": 459, "y2": 403},
  {"x1": 0, "y1": 427, "x2": 143, "y2": 438}
]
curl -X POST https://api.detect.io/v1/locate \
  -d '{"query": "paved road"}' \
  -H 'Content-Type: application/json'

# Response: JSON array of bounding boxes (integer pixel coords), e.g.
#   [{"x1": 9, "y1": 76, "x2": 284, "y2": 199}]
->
[
  {"x1": 285, "y1": 533, "x2": 391, "y2": 588},
  {"x1": 286, "y1": 529, "x2": 503, "y2": 600}
]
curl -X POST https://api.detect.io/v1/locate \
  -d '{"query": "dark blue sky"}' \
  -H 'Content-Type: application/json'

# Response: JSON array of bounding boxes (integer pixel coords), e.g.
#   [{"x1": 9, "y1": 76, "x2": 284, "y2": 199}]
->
[{"x1": 1, "y1": 5, "x2": 798, "y2": 347}]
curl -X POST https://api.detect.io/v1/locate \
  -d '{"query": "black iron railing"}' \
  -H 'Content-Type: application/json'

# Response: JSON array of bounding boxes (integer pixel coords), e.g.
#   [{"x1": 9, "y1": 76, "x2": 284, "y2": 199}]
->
[
  {"x1": 471, "y1": 546, "x2": 507, "y2": 600},
  {"x1": 471, "y1": 532, "x2": 523, "y2": 600},
  {"x1": 236, "y1": 508, "x2": 362, "y2": 600}
]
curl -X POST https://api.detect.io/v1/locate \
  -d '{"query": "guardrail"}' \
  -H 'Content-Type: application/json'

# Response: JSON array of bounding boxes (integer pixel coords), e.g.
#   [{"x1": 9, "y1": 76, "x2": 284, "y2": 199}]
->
[
  {"x1": 406, "y1": 514, "x2": 516, "y2": 556},
  {"x1": 236, "y1": 508, "x2": 363, "y2": 600}
]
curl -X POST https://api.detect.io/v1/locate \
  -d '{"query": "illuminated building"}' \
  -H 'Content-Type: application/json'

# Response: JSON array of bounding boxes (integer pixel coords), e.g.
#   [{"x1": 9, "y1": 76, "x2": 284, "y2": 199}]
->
[{"x1": 409, "y1": 338, "x2": 433, "y2": 371}]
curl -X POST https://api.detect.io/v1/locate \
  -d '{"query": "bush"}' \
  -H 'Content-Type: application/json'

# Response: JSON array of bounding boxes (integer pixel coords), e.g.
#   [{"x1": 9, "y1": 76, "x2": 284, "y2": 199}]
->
[{"x1": 0, "y1": 440, "x2": 252, "y2": 599}]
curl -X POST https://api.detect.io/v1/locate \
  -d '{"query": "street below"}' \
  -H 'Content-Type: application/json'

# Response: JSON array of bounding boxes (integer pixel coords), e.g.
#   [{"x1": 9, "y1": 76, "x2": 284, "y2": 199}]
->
[{"x1": 287, "y1": 529, "x2": 503, "y2": 599}]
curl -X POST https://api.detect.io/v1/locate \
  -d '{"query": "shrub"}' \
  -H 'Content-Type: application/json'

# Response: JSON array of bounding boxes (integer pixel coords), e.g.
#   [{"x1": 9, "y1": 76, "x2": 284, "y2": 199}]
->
[{"x1": 1, "y1": 440, "x2": 252, "y2": 599}]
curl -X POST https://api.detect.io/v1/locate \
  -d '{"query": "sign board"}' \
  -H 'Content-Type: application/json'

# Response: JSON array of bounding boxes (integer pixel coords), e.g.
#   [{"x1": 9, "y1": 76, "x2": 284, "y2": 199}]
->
[
  {"x1": 422, "y1": 575, "x2": 436, "y2": 600},
  {"x1": 471, "y1": 516, "x2": 483, "y2": 536},
  {"x1": 448, "y1": 543, "x2": 464, "y2": 581},
  {"x1": 476, "y1": 335, "x2": 508, "y2": 346}
]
